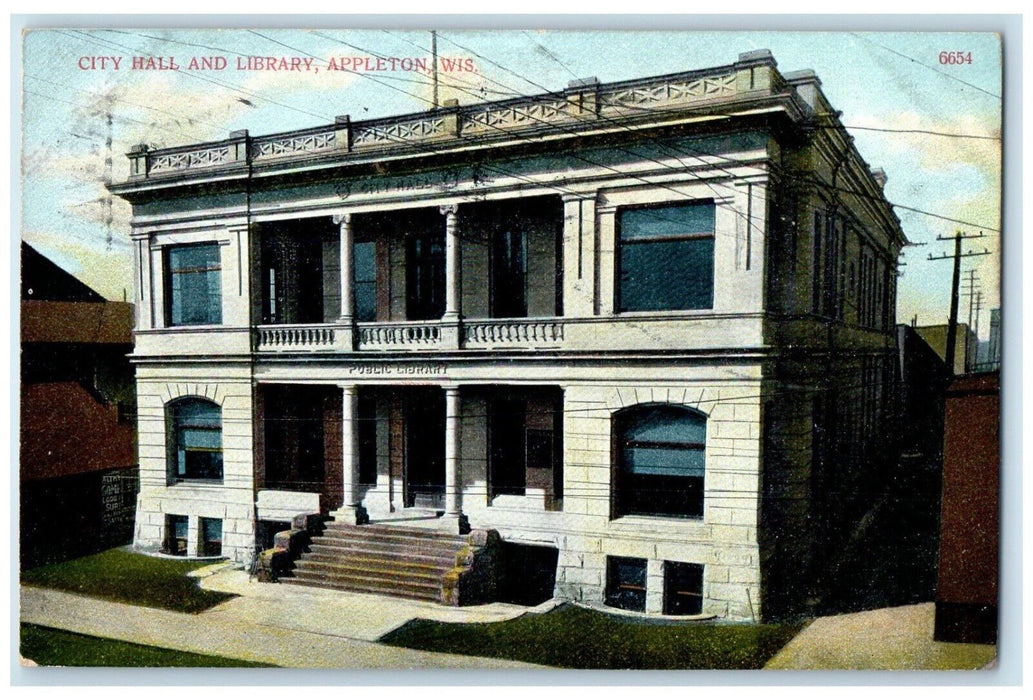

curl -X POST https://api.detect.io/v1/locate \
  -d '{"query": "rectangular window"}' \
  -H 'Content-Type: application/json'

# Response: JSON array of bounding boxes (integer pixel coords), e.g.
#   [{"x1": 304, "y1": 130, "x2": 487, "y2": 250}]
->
[
  {"x1": 406, "y1": 234, "x2": 445, "y2": 320},
  {"x1": 165, "y1": 514, "x2": 188, "y2": 556},
  {"x1": 491, "y1": 228, "x2": 527, "y2": 318},
  {"x1": 618, "y1": 202, "x2": 715, "y2": 312},
  {"x1": 354, "y1": 241, "x2": 377, "y2": 322},
  {"x1": 605, "y1": 556, "x2": 647, "y2": 612},
  {"x1": 165, "y1": 244, "x2": 222, "y2": 326},
  {"x1": 812, "y1": 211, "x2": 823, "y2": 314},
  {"x1": 200, "y1": 517, "x2": 222, "y2": 557},
  {"x1": 663, "y1": 561, "x2": 704, "y2": 615}
]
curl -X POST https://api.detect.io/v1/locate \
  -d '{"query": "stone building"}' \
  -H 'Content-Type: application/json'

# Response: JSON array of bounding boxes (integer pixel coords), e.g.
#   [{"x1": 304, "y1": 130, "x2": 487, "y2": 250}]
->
[{"x1": 110, "y1": 49, "x2": 905, "y2": 620}]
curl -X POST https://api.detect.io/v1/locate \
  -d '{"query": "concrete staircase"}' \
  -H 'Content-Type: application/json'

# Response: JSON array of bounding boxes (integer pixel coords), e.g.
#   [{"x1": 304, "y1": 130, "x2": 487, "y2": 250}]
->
[{"x1": 281, "y1": 521, "x2": 497, "y2": 605}]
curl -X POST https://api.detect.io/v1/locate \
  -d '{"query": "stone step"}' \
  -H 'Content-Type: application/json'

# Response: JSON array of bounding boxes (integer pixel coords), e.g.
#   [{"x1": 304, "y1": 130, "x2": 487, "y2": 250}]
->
[
  {"x1": 304, "y1": 547, "x2": 456, "y2": 570},
  {"x1": 292, "y1": 557, "x2": 450, "y2": 580},
  {"x1": 283, "y1": 522, "x2": 471, "y2": 605},
  {"x1": 307, "y1": 538, "x2": 461, "y2": 560},
  {"x1": 283, "y1": 573, "x2": 442, "y2": 602},
  {"x1": 321, "y1": 523, "x2": 468, "y2": 546}
]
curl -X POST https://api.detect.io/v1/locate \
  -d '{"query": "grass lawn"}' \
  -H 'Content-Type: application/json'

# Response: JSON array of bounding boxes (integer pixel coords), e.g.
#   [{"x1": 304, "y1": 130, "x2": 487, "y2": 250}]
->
[
  {"x1": 380, "y1": 604, "x2": 805, "y2": 669},
  {"x1": 21, "y1": 548, "x2": 235, "y2": 614},
  {"x1": 20, "y1": 624, "x2": 275, "y2": 668}
]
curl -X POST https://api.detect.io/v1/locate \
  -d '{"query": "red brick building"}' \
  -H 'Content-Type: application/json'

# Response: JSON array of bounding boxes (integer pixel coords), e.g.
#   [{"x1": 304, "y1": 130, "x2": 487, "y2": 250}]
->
[{"x1": 934, "y1": 371, "x2": 999, "y2": 644}]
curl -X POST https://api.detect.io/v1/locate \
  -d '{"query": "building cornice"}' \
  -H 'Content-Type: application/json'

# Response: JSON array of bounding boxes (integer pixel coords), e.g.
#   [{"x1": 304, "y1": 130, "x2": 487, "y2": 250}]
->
[{"x1": 110, "y1": 54, "x2": 811, "y2": 202}]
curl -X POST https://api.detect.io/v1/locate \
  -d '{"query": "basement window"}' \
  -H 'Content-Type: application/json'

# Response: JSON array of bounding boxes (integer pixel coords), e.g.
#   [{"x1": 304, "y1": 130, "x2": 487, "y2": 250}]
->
[
  {"x1": 663, "y1": 561, "x2": 704, "y2": 615},
  {"x1": 164, "y1": 515, "x2": 188, "y2": 557},
  {"x1": 201, "y1": 517, "x2": 223, "y2": 558},
  {"x1": 605, "y1": 556, "x2": 647, "y2": 612}
]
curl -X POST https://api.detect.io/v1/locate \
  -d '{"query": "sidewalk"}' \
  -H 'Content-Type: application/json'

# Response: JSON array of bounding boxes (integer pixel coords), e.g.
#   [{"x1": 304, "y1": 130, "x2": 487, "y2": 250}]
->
[
  {"x1": 20, "y1": 570, "x2": 549, "y2": 669},
  {"x1": 764, "y1": 603, "x2": 997, "y2": 670}
]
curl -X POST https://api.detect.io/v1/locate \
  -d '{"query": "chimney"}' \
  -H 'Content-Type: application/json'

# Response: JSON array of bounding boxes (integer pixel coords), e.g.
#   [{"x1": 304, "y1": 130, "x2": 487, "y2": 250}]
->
[{"x1": 872, "y1": 167, "x2": 888, "y2": 189}]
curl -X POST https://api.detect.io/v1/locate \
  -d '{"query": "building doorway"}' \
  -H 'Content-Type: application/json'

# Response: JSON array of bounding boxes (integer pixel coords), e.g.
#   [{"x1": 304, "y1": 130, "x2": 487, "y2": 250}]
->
[{"x1": 404, "y1": 388, "x2": 445, "y2": 509}]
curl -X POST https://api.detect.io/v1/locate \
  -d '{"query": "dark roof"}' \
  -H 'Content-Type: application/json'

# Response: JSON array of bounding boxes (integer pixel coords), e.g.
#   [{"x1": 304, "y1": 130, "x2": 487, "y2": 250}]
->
[
  {"x1": 21, "y1": 242, "x2": 105, "y2": 302},
  {"x1": 20, "y1": 381, "x2": 137, "y2": 481}
]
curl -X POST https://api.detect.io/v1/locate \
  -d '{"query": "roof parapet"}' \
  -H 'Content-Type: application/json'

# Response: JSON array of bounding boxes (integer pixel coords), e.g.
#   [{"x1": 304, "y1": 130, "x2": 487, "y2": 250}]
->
[
  {"x1": 567, "y1": 76, "x2": 600, "y2": 89},
  {"x1": 115, "y1": 54, "x2": 802, "y2": 186},
  {"x1": 783, "y1": 69, "x2": 823, "y2": 113}
]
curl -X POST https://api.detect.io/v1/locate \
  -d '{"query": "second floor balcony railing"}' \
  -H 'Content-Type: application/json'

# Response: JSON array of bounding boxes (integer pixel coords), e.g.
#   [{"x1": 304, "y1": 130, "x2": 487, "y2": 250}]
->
[
  {"x1": 253, "y1": 318, "x2": 569, "y2": 353},
  {"x1": 357, "y1": 320, "x2": 444, "y2": 349},
  {"x1": 256, "y1": 324, "x2": 338, "y2": 351}
]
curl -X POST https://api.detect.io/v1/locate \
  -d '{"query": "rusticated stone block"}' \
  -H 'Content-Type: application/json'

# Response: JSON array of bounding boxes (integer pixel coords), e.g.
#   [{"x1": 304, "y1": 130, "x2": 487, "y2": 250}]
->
[
  {"x1": 256, "y1": 547, "x2": 290, "y2": 582},
  {"x1": 441, "y1": 529, "x2": 503, "y2": 606}
]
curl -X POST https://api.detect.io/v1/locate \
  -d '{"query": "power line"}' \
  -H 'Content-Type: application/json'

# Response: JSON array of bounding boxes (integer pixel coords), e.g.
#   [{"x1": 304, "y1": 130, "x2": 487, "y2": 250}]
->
[
  {"x1": 81, "y1": 28, "x2": 1002, "y2": 240},
  {"x1": 823, "y1": 124, "x2": 1000, "y2": 142},
  {"x1": 24, "y1": 72, "x2": 229, "y2": 136},
  {"x1": 850, "y1": 33, "x2": 1001, "y2": 100},
  {"x1": 22, "y1": 89, "x2": 200, "y2": 142}
]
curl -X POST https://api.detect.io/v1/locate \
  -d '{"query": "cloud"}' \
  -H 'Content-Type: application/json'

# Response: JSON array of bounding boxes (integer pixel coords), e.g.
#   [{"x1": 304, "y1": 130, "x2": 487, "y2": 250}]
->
[{"x1": 851, "y1": 110, "x2": 1001, "y2": 186}]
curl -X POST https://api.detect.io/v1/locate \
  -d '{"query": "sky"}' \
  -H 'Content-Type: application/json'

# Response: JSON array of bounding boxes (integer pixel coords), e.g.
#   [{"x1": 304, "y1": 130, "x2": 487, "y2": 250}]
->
[{"x1": 18, "y1": 28, "x2": 1003, "y2": 337}]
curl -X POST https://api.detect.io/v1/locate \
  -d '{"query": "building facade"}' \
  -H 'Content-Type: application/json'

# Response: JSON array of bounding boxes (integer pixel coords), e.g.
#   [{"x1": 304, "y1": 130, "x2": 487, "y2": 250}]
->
[
  {"x1": 20, "y1": 243, "x2": 139, "y2": 567},
  {"x1": 111, "y1": 50, "x2": 905, "y2": 620}
]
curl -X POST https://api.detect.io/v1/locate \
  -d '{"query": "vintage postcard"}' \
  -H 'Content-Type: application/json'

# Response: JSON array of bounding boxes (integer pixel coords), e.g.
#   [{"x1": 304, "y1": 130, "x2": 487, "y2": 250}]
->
[{"x1": 16, "y1": 21, "x2": 1007, "y2": 675}]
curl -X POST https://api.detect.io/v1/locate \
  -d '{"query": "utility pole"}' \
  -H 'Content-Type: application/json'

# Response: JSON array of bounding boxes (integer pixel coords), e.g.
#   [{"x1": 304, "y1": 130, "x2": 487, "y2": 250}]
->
[
  {"x1": 962, "y1": 269, "x2": 980, "y2": 331},
  {"x1": 961, "y1": 269, "x2": 981, "y2": 372},
  {"x1": 928, "y1": 231, "x2": 991, "y2": 375},
  {"x1": 973, "y1": 290, "x2": 984, "y2": 339}
]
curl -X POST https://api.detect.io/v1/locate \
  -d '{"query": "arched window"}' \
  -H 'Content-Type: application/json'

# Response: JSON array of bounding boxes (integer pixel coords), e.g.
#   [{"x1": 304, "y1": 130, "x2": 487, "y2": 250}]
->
[
  {"x1": 168, "y1": 398, "x2": 223, "y2": 482},
  {"x1": 614, "y1": 404, "x2": 706, "y2": 518}
]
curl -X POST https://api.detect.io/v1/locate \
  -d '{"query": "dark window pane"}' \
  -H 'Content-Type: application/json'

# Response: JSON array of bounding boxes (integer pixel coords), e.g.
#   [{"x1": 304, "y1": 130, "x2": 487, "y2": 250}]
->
[
  {"x1": 621, "y1": 203, "x2": 714, "y2": 240},
  {"x1": 606, "y1": 556, "x2": 647, "y2": 612},
  {"x1": 166, "y1": 244, "x2": 222, "y2": 326},
  {"x1": 664, "y1": 561, "x2": 704, "y2": 615},
  {"x1": 165, "y1": 515, "x2": 188, "y2": 556},
  {"x1": 406, "y1": 235, "x2": 445, "y2": 320},
  {"x1": 623, "y1": 405, "x2": 706, "y2": 444},
  {"x1": 201, "y1": 518, "x2": 223, "y2": 557},
  {"x1": 619, "y1": 238, "x2": 714, "y2": 311},
  {"x1": 491, "y1": 228, "x2": 527, "y2": 318},
  {"x1": 622, "y1": 446, "x2": 704, "y2": 477},
  {"x1": 354, "y1": 241, "x2": 377, "y2": 322}
]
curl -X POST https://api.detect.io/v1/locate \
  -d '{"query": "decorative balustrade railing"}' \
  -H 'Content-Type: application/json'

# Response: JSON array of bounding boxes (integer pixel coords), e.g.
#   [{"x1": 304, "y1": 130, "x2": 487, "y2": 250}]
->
[
  {"x1": 463, "y1": 319, "x2": 565, "y2": 346},
  {"x1": 256, "y1": 324, "x2": 337, "y2": 350},
  {"x1": 357, "y1": 321, "x2": 443, "y2": 348},
  {"x1": 598, "y1": 72, "x2": 738, "y2": 113},
  {"x1": 125, "y1": 60, "x2": 769, "y2": 180},
  {"x1": 254, "y1": 319, "x2": 570, "y2": 352},
  {"x1": 252, "y1": 129, "x2": 337, "y2": 161}
]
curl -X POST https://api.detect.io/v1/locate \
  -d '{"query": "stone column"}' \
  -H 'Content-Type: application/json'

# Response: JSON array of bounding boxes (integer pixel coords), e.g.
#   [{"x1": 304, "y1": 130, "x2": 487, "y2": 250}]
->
[
  {"x1": 440, "y1": 204, "x2": 461, "y2": 321},
  {"x1": 334, "y1": 212, "x2": 356, "y2": 349},
  {"x1": 337, "y1": 384, "x2": 368, "y2": 525},
  {"x1": 443, "y1": 386, "x2": 465, "y2": 528}
]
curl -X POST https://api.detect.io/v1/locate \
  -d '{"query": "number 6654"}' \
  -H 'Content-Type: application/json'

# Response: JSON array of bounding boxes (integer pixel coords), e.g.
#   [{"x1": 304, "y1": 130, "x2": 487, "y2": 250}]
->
[{"x1": 939, "y1": 51, "x2": 973, "y2": 65}]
